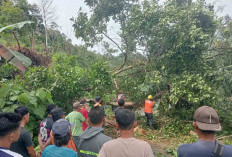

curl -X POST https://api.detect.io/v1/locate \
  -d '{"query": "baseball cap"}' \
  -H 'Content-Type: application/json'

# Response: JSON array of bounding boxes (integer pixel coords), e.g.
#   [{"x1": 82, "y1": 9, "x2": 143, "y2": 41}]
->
[
  {"x1": 73, "y1": 102, "x2": 81, "y2": 109},
  {"x1": 194, "y1": 106, "x2": 221, "y2": 131},
  {"x1": 52, "y1": 119, "x2": 73, "y2": 137}
]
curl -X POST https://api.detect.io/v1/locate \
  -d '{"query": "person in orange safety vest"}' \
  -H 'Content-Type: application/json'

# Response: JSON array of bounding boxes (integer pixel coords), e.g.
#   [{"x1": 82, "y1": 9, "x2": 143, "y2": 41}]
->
[{"x1": 144, "y1": 95, "x2": 155, "y2": 130}]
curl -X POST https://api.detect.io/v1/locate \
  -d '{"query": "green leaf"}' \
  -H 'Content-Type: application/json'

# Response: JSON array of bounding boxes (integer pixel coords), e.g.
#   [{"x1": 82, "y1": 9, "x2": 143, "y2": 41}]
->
[
  {"x1": 36, "y1": 89, "x2": 47, "y2": 100},
  {"x1": 30, "y1": 105, "x2": 45, "y2": 119},
  {"x1": 2, "y1": 105, "x2": 18, "y2": 112},
  {"x1": 17, "y1": 93, "x2": 30, "y2": 104},
  {"x1": 10, "y1": 96, "x2": 18, "y2": 101},
  {"x1": 10, "y1": 50, "x2": 32, "y2": 67},
  {"x1": 0, "y1": 85, "x2": 10, "y2": 98},
  {"x1": 0, "y1": 99, "x2": 6, "y2": 108},
  {"x1": 29, "y1": 97, "x2": 37, "y2": 107},
  {"x1": 0, "y1": 21, "x2": 34, "y2": 33}
]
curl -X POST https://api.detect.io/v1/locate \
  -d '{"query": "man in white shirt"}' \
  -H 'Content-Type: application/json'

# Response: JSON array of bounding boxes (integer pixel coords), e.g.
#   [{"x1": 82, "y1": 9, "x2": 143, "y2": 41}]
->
[
  {"x1": 0, "y1": 112, "x2": 23, "y2": 157},
  {"x1": 98, "y1": 109, "x2": 154, "y2": 157}
]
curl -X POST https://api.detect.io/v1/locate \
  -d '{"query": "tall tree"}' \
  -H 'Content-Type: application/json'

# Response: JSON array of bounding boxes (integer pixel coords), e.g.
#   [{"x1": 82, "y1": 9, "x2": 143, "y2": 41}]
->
[
  {"x1": 72, "y1": 0, "x2": 139, "y2": 72},
  {"x1": 0, "y1": 0, "x2": 24, "y2": 46},
  {"x1": 37, "y1": 0, "x2": 56, "y2": 52},
  {"x1": 14, "y1": 0, "x2": 42, "y2": 49}
]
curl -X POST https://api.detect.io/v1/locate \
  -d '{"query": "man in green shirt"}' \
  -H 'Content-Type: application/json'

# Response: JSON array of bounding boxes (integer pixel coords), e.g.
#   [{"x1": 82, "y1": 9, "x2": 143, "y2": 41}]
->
[{"x1": 66, "y1": 102, "x2": 85, "y2": 137}]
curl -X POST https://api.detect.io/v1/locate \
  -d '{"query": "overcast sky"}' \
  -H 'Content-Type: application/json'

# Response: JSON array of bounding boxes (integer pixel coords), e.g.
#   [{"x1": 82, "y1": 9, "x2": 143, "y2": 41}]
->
[{"x1": 28, "y1": 0, "x2": 232, "y2": 52}]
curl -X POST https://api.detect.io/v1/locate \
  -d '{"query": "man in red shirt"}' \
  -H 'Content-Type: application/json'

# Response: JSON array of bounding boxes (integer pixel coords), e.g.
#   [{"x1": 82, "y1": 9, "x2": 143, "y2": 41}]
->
[{"x1": 80, "y1": 100, "x2": 88, "y2": 131}]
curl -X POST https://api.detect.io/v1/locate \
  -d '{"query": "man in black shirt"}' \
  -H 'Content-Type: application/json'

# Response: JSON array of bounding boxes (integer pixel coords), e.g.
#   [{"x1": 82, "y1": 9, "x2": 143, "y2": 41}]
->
[
  {"x1": 10, "y1": 107, "x2": 37, "y2": 157},
  {"x1": 114, "y1": 99, "x2": 125, "y2": 113}
]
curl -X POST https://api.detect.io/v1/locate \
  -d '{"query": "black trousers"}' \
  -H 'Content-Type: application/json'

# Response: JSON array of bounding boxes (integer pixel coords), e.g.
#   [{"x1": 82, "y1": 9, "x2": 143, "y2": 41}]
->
[{"x1": 145, "y1": 112, "x2": 153, "y2": 128}]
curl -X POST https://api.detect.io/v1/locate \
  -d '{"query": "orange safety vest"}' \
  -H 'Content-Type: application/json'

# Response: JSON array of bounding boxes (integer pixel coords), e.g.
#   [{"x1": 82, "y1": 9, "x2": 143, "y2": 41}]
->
[{"x1": 144, "y1": 100, "x2": 154, "y2": 113}]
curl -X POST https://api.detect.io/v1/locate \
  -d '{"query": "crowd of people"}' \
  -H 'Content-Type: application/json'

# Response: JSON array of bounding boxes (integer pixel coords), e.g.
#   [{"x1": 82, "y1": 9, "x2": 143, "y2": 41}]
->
[{"x1": 0, "y1": 96, "x2": 232, "y2": 157}]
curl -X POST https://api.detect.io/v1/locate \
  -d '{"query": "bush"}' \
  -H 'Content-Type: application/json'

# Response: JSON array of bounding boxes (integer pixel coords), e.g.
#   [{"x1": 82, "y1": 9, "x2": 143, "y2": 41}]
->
[
  {"x1": 14, "y1": 53, "x2": 114, "y2": 111},
  {"x1": 0, "y1": 63, "x2": 18, "y2": 80},
  {"x1": 158, "y1": 73, "x2": 218, "y2": 120},
  {"x1": 0, "y1": 82, "x2": 53, "y2": 145}
]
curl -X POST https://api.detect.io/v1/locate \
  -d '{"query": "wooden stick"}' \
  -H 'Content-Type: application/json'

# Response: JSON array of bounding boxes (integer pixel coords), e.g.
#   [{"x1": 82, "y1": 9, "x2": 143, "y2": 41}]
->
[
  {"x1": 13, "y1": 31, "x2": 21, "y2": 51},
  {"x1": 217, "y1": 135, "x2": 232, "y2": 140}
]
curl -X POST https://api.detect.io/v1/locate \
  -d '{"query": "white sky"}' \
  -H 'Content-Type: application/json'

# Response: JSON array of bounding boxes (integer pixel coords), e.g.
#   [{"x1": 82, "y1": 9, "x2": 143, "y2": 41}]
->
[{"x1": 27, "y1": 0, "x2": 232, "y2": 52}]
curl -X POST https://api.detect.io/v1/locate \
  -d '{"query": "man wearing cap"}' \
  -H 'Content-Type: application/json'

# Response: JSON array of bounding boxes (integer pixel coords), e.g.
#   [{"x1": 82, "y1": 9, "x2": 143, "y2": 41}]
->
[
  {"x1": 66, "y1": 102, "x2": 85, "y2": 137},
  {"x1": 144, "y1": 95, "x2": 155, "y2": 130},
  {"x1": 98, "y1": 109, "x2": 154, "y2": 157},
  {"x1": 45, "y1": 108, "x2": 77, "y2": 152},
  {"x1": 177, "y1": 106, "x2": 232, "y2": 157},
  {"x1": 41, "y1": 119, "x2": 77, "y2": 157}
]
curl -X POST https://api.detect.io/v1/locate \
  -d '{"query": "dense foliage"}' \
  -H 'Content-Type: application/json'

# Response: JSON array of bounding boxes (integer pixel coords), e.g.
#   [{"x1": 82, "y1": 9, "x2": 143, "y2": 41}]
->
[
  {"x1": 0, "y1": 0, "x2": 232, "y2": 155},
  {"x1": 73, "y1": 0, "x2": 232, "y2": 131},
  {"x1": 0, "y1": 83, "x2": 53, "y2": 143}
]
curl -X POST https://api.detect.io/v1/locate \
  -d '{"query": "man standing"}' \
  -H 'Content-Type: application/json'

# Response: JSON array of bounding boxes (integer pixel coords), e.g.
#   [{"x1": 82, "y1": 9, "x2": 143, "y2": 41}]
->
[
  {"x1": 144, "y1": 95, "x2": 155, "y2": 130},
  {"x1": 11, "y1": 107, "x2": 37, "y2": 157},
  {"x1": 38, "y1": 104, "x2": 56, "y2": 151},
  {"x1": 66, "y1": 102, "x2": 85, "y2": 137},
  {"x1": 80, "y1": 100, "x2": 89, "y2": 131},
  {"x1": 113, "y1": 98, "x2": 125, "y2": 113},
  {"x1": 75, "y1": 106, "x2": 112, "y2": 157},
  {"x1": 0, "y1": 112, "x2": 22, "y2": 157},
  {"x1": 98, "y1": 109, "x2": 154, "y2": 157},
  {"x1": 48, "y1": 107, "x2": 77, "y2": 152},
  {"x1": 177, "y1": 106, "x2": 232, "y2": 157},
  {"x1": 42, "y1": 119, "x2": 77, "y2": 157}
]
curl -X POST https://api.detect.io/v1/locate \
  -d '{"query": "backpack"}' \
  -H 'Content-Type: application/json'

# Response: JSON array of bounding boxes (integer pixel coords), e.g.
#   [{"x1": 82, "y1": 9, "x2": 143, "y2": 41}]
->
[
  {"x1": 72, "y1": 136, "x2": 80, "y2": 151},
  {"x1": 213, "y1": 140, "x2": 225, "y2": 157}
]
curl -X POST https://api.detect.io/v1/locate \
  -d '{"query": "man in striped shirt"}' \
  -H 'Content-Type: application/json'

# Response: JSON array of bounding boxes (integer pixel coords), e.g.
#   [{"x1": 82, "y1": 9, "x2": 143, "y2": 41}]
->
[{"x1": 66, "y1": 102, "x2": 85, "y2": 137}]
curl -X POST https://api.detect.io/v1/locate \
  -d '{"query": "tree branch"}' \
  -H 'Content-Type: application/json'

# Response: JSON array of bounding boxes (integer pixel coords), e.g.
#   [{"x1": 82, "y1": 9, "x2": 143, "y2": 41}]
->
[
  {"x1": 114, "y1": 61, "x2": 147, "y2": 75},
  {"x1": 205, "y1": 46, "x2": 232, "y2": 59},
  {"x1": 113, "y1": 78, "x2": 119, "y2": 91},
  {"x1": 114, "y1": 65, "x2": 133, "y2": 75},
  {"x1": 205, "y1": 53, "x2": 224, "y2": 59},
  {"x1": 102, "y1": 32, "x2": 124, "y2": 54},
  {"x1": 101, "y1": 32, "x2": 128, "y2": 72}
]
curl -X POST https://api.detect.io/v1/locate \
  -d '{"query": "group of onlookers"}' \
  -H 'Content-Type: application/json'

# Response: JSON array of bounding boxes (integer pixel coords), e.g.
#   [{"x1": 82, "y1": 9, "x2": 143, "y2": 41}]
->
[{"x1": 1, "y1": 96, "x2": 232, "y2": 157}]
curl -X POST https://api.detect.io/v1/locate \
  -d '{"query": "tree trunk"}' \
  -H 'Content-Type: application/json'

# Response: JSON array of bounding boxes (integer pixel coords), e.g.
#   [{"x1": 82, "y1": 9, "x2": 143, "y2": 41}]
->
[
  {"x1": 43, "y1": 7, "x2": 48, "y2": 56},
  {"x1": 13, "y1": 31, "x2": 21, "y2": 51},
  {"x1": 31, "y1": 31, "x2": 35, "y2": 51}
]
